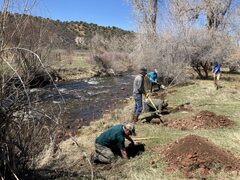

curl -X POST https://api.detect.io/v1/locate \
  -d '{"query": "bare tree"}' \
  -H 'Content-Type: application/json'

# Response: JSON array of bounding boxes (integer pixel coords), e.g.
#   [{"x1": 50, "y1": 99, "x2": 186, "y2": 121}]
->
[
  {"x1": 132, "y1": 0, "x2": 158, "y2": 35},
  {"x1": 129, "y1": 0, "x2": 240, "y2": 81},
  {"x1": 171, "y1": 0, "x2": 234, "y2": 30},
  {"x1": 0, "y1": 1, "x2": 64, "y2": 179},
  {"x1": 89, "y1": 33, "x2": 135, "y2": 75},
  {"x1": 169, "y1": 0, "x2": 240, "y2": 78},
  {"x1": 129, "y1": 0, "x2": 190, "y2": 84}
]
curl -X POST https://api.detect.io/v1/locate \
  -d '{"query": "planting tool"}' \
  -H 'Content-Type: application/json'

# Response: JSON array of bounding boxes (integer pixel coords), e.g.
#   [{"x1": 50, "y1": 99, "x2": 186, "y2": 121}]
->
[{"x1": 146, "y1": 96, "x2": 164, "y2": 123}]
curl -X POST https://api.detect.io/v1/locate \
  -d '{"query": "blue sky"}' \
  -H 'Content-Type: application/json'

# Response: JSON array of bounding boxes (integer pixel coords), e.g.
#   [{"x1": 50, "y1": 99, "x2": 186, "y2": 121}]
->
[{"x1": 34, "y1": 0, "x2": 134, "y2": 30}]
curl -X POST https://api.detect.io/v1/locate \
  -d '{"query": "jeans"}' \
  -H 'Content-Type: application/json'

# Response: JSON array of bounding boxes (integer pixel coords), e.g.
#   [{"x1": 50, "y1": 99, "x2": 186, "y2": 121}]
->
[
  {"x1": 150, "y1": 81, "x2": 160, "y2": 92},
  {"x1": 134, "y1": 94, "x2": 143, "y2": 117}
]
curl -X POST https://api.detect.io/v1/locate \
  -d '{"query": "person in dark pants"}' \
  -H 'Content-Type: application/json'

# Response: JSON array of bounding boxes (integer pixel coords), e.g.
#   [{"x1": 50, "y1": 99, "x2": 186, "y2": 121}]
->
[
  {"x1": 212, "y1": 62, "x2": 221, "y2": 90},
  {"x1": 91, "y1": 123, "x2": 136, "y2": 164},
  {"x1": 132, "y1": 67, "x2": 148, "y2": 123},
  {"x1": 147, "y1": 69, "x2": 160, "y2": 93}
]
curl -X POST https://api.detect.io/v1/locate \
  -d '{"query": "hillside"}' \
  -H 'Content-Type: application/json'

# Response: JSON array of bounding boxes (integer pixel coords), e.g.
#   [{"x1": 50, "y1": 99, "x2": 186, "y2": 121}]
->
[
  {"x1": 3, "y1": 13, "x2": 134, "y2": 49},
  {"x1": 66, "y1": 21, "x2": 134, "y2": 49},
  {"x1": 0, "y1": 12, "x2": 135, "y2": 81}
]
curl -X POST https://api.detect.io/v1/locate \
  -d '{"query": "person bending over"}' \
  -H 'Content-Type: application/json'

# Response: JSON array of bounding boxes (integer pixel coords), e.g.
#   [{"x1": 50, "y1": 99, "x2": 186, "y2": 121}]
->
[
  {"x1": 147, "y1": 69, "x2": 160, "y2": 93},
  {"x1": 92, "y1": 123, "x2": 136, "y2": 164}
]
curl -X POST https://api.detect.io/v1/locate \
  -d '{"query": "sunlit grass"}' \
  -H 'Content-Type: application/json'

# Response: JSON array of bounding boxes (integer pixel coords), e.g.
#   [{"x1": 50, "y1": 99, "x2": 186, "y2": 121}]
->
[
  {"x1": 37, "y1": 71, "x2": 240, "y2": 179},
  {"x1": 50, "y1": 49, "x2": 93, "y2": 70}
]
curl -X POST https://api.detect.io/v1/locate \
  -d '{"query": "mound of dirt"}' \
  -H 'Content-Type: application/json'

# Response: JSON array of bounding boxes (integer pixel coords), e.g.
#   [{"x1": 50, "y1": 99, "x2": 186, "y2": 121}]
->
[
  {"x1": 165, "y1": 111, "x2": 234, "y2": 130},
  {"x1": 163, "y1": 135, "x2": 240, "y2": 177}
]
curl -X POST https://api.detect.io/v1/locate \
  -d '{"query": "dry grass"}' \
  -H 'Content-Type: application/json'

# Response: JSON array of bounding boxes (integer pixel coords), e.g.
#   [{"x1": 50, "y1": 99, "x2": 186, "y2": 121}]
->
[
  {"x1": 36, "y1": 70, "x2": 240, "y2": 179},
  {"x1": 48, "y1": 49, "x2": 96, "y2": 80}
]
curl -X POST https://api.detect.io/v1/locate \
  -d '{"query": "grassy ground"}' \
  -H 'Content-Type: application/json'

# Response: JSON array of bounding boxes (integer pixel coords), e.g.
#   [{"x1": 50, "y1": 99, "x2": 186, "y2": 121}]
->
[
  {"x1": 49, "y1": 49, "x2": 96, "y2": 80},
  {"x1": 50, "y1": 50, "x2": 92, "y2": 69},
  {"x1": 36, "y1": 71, "x2": 240, "y2": 179}
]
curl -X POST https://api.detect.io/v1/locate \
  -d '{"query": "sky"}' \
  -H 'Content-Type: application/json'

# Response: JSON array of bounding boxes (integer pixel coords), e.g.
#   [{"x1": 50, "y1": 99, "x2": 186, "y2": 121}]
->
[{"x1": 34, "y1": 0, "x2": 134, "y2": 31}]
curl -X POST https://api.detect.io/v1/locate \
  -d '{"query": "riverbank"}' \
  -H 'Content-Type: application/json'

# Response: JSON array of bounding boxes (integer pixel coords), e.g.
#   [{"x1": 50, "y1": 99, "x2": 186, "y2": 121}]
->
[
  {"x1": 34, "y1": 71, "x2": 240, "y2": 179},
  {"x1": 49, "y1": 49, "x2": 129, "y2": 82}
]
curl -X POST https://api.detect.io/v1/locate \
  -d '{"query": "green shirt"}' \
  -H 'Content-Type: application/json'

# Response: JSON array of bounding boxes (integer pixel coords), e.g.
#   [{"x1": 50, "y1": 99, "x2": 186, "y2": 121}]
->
[{"x1": 96, "y1": 124, "x2": 125, "y2": 150}]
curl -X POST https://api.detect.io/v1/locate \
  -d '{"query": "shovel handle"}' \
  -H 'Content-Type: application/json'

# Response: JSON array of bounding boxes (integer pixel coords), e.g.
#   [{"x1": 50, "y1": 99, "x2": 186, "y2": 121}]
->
[{"x1": 147, "y1": 96, "x2": 158, "y2": 112}]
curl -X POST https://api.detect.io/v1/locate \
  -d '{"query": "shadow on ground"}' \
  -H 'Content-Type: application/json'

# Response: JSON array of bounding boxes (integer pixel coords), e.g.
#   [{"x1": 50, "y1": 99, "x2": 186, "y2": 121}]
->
[{"x1": 20, "y1": 169, "x2": 105, "y2": 180}]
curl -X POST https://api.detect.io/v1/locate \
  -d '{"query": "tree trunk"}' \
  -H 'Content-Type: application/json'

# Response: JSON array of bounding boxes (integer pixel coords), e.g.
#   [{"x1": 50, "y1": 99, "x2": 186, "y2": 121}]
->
[{"x1": 149, "y1": 0, "x2": 157, "y2": 33}]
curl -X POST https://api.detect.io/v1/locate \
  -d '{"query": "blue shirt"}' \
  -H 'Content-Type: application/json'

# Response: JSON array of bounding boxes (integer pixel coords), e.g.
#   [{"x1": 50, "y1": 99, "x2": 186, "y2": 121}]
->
[
  {"x1": 213, "y1": 64, "x2": 221, "y2": 74},
  {"x1": 147, "y1": 72, "x2": 157, "y2": 82},
  {"x1": 96, "y1": 124, "x2": 125, "y2": 150}
]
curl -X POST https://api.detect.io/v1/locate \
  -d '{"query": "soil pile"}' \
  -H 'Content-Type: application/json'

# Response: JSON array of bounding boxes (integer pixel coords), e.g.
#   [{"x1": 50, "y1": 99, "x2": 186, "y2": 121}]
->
[
  {"x1": 163, "y1": 135, "x2": 240, "y2": 177},
  {"x1": 165, "y1": 111, "x2": 234, "y2": 129}
]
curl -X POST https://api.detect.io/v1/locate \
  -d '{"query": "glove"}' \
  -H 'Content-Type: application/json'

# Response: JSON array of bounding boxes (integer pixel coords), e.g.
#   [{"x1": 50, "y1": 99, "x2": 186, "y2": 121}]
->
[{"x1": 145, "y1": 93, "x2": 149, "y2": 98}]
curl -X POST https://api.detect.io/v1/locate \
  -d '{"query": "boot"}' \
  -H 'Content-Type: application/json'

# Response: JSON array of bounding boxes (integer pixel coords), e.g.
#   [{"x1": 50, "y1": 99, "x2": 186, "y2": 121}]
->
[
  {"x1": 132, "y1": 115, "x2": 139, "y2": 123},
  {"x1": 90, "y1": 152, "x2": 97, "y2": 164}
]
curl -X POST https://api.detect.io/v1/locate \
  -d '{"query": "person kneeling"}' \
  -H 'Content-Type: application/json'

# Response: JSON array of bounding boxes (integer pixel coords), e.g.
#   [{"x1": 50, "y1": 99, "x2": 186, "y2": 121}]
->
[{"x1": 92, "y1": 123, "x2": 136, "y2": 164}]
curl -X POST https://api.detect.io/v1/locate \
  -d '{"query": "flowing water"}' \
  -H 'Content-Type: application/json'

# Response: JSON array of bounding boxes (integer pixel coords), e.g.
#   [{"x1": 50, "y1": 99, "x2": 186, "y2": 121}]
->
[{"x1": 42, "y1": 74, "x2": 135, "y2": 129}]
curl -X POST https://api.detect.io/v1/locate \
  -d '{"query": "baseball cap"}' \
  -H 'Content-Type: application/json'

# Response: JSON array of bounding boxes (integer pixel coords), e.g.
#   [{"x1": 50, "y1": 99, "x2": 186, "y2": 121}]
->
[
  {"x1": 140, "y1": 67, "x2": 147, "y2": 73},
  {"x1": 124, "y1": 123, "x2": 136, "y2": 136}
]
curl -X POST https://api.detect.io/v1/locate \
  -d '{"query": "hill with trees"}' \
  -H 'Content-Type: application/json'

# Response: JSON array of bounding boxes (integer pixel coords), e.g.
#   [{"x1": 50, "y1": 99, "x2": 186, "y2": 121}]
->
[{"x1": 3, "y1": 12, "x2": 134, "y2": 50}]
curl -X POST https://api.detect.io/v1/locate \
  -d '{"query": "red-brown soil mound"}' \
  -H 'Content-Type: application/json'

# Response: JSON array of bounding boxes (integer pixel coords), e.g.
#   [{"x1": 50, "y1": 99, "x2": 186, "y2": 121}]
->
[
  {"x1": 163, "y1": 135, "x2": 240, "y2": 177},
  {"x1": 165, "y1": 111, "x2": 234, "y2": 130}
]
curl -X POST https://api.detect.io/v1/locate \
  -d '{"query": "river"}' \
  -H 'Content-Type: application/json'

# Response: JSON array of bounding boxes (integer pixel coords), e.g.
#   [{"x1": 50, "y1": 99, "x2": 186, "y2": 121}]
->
[{"x1": 41, "y1": 74, "x2": 135, "y2": 129}]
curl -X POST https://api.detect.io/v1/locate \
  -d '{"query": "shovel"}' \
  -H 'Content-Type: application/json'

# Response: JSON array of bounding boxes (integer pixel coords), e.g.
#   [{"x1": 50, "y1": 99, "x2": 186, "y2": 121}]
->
[{"x1": 146, "y1": 96, "x2": 164, "y2": 123}]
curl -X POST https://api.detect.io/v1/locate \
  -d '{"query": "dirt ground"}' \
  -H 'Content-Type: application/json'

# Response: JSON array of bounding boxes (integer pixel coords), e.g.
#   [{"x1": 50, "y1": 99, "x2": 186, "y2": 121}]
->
[
  {"x1": 162, "y1": 135, "x2": 240, "y2": 178},
  {"x1": 164, "y1": 110, "x2": 235, "y2": 130}
]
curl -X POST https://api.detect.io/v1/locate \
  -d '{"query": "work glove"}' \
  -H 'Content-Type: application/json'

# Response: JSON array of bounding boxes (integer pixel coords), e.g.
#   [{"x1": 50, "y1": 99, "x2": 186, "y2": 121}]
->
[{"x1": 161, "y1": 85, "x2": 166, "y2": 90}]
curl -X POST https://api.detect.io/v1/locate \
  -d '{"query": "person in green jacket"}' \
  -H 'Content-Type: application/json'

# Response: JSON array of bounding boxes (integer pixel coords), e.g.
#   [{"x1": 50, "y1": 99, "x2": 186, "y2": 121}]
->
[{"x1": 91, "y1": 123, "x2": 136, "y2": 164}]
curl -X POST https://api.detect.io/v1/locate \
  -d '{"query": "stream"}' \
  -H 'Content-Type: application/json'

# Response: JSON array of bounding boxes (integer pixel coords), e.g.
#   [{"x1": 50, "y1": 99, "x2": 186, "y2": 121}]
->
[{"x1": 41, "y1": 74, "x2": 135, "y2": 129}]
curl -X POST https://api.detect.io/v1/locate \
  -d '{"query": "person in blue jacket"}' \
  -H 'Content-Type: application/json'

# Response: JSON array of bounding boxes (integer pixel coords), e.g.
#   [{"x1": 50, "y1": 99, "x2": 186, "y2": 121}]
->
[
  {"x1": 212, "y1": 62, "x2": 221, "y2": 90},
  {"x1": 147, "y1": 69, "x2": 160, "y2": 93}
]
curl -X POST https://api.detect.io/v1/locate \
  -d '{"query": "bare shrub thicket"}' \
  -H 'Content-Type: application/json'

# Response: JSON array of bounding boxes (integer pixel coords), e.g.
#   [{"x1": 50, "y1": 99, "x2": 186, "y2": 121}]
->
[
  {"x1": 186, "y1": 29, "x2": 234, "y2": 78},
  {"x1": 89, "y1": 33, "x2": 135, "y2": 74},
  {"x1": 129, "y1": 31, "x2": 188, "y2": 84},
  {"x1": 130, "y1": 0, "x2": 240, "y2": 81},
  {"x1": 228, "y1": 50, "x2": 240, "y2": 72},
  {"x1": 0, "y1": 0, "x2": 63, "y2": 178},
  {"x1": 130, "y1": 0, "x2": 189, "y2": 84},
  {"x1": 169, "y1": 0, "x2": 240, "y2": 78}
]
